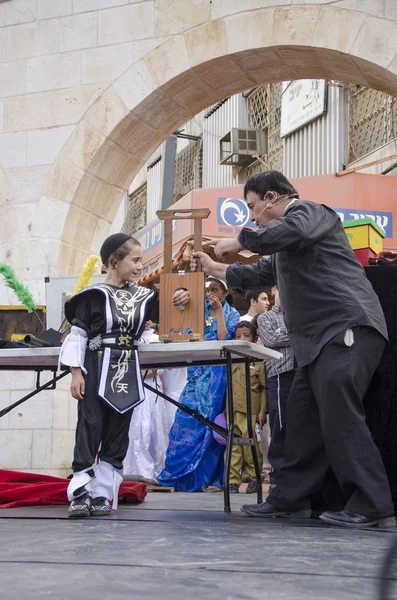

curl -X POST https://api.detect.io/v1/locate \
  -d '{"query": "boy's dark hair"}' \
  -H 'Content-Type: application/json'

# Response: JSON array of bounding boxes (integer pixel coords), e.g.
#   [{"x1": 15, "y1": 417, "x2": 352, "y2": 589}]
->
[
  {"x1": 244, "y1": 170, "x2": 298, "y2": 200},
  {"x1": 107, "y1": 237, "x2": 140, "y2": 269},
  {"x1": 236, "y1": 320, "x2": 257, "y2": 339},
  {"x1": 245, "y1": 289, "x2": 267, "y2": 304}
]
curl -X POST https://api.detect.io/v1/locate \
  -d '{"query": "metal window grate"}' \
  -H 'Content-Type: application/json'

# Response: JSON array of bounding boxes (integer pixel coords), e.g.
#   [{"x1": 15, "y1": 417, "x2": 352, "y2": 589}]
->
[
  {"x1": 122, "y1": 184, "x2": 147, "y2": 235},
  {"x1": 172, "y1": 139, "x2": 203, "y2": 202},
  {"x1": 245, "y1": 84, "x2": 284, "y2": 178},
  {"x1": 348, "y1": 86, "x2": 397, "y2": 163}
]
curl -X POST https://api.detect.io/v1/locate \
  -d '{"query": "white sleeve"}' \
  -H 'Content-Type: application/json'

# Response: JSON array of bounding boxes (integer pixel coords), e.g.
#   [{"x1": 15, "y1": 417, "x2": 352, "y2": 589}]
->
[{"x1": 58, "y1": 326, "x2": 88, "y2": 375}]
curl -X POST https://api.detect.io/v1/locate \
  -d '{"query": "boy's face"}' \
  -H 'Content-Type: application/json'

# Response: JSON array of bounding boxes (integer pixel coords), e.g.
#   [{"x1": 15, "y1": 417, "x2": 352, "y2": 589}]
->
[{"x1": 236, "y1": 326, "x2": 256, "y2": 343}]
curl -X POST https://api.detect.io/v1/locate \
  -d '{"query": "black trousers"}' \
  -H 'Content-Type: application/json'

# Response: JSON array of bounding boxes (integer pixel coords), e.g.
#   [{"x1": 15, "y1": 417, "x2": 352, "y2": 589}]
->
[
  {"x1": 267, "y1": 370, "x2": 295, "y2": 477},
  {"x1": 268, "y1": 327, "x2": 394, "y2": 519},
  {"x1": 72, "y1": 352, "x2": 133, "y2": 472}
]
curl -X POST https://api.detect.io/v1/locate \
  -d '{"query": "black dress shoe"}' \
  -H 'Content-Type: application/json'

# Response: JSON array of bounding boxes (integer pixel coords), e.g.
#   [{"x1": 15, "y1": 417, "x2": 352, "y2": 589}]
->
[
  {"x1": 319, "y1": 510, "x2": 396, "y2": 528},
  {"x1": 229, "y1": 483, "x2": 240, "y2": 494},
  {"x1": 241, "y1": 501, "x2": 312, "y2": 519}
]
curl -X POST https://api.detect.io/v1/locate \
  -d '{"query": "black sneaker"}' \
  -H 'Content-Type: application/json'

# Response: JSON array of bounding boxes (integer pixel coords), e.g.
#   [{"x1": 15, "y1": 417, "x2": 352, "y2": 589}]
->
[
  {"x1": 68, "y1": 493, "x2": 92, "y2": 518},
  {"x1": 90, "y1": 497, "x2": 111, "y2": 516},
  {"x1": 229, "y1": 483, "x2": 240, "y2": 494},
  {"x1": 246, "y1": 480, "x2": 259, "y2": 494}
]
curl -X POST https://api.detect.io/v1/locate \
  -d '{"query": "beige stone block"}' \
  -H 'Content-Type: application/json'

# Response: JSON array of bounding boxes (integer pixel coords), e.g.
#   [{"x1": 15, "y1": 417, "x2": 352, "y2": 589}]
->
[
  {"x1": 0, "y1": 0, "x2": 37, "y2": 27},
  {"x1": 9, "y1": 390, "x2": 53, "y2": 429},
  {"x1": 155, "y1": 0, "x2": 210, "y2": 37},
  {"x1": 114, "y1": 153, "x2": 145, "y2": 189},
  {"x1": 185, "y1": 19, "x2": 228, "y2": 67},
  {"x1": 354, "y1": 58, "x2": 397, "y2": 96},
  {"x1": 60, "y1": 11, "x2": 98, "y2": 52},
  {"x1": 350, "y1": 15, "x2": 397, "y2": 68},
  {"x1": 225, "y1": 9, "x2": 275, "y2": 55},
  {"x1": 51, "y1": 430, "x2": 75, "y2": 470},
  {"x1": 26, "y1": 51, "x2": 82, "y2": 94},
  {"x1": 82, "y1": 42, "x2": 134, "y2": 85},
  {"x1": 134, "y1": 37, "x2": 168, "y2": 63},
  {"x1": 27, "y1": 125, "x2": 75, "y2": 167},
  {"x1": 31, "y1": 195, "x2": 70, "y2": 239},
  {"x1": 74, "y1": 0, "x2": 128, "y2": 12},
  {"x1": 38, "y1": 0, "x2": 73, "y2": 19},
  {"x1": 98, "y1": 2, "x2": 154, "y2": 46},
  {"x1": 43, "y1": 158, "x2": 85, "y2": 202},
  {"x1": 54, "y1": 83, "x2": 107, "y2": 125},
  {"x1": 162, "y1": 73, "x2": 218, "y2": 114},
  {"x1": 0, "y1": 372, "x2": 35, "y2": 392},
  {"x1": 212, "y1": 0, "x2": 288, "y2": 19},
  {"x1": 85, "y1": 88, "x2": 129, "y2": 138},
  {"x1": 6, "y1": 165, "x2": 49, "y2": 205},
  {"x1": 62, "y1": 120, "x2": 104, "y2": 171},
  {"x1": 72, "y1": 172, "x2": 101, "y2": 210},
  {"x1": 386, "y1": 0, "x2": 397, "y2": 20},
  {"x1": 61, "y1": 204, "x2": 98, "y2": 249},
  {"x1": 91, "y1": 218, "x2": 112, "y2": 254},
  {"x1": 193, "y1": 57, "x2": 255, "y2": 95},
  {"x1": 272, "y1": 6, "x2": 320, "y2": 46},
  {"x1": 0, "y1": 201, "x2": 17, "y2": 244},
  {"x1": 0, "y1": 60, "x2": 26, "y2": 98},
  {"x1": 315, "y1": 49, "x2": 369, "y2": 86},
  {"x1": 110, "y1": 111, "x2": 163, "y2": 158},
  {"x1": 113, "y1": 59, "x2": 157, "y2": 111},
  {"x1": 0, "y1": 99, "x2": 3, "y2": 132},
  {"x1": 86, "y1": 178, "x2": 125, "y2": 220},
  {"x1": 333, "y1": 0, "x2": 385, "y2": 18},
  {"x1": 0, "y1": 430, "x2": 32, "y2": 469},
  {"x1": 0, "y1": 165, "x2": 13, "y2": 205},
  {"x1": 41, "y1": 238, "x2": 62, "y2": 277},
  {"x1": 15, "y1": 202, "x2": 35, "y2": 239},
  {"x1": 144, "y1": 36, "x2": 191, "y2": 88},
  {"x1": 312, "y1": 7, "x2": 366, "y2": 54},
  {"x1": 32, "y1": 430, "x2": 52, "y2": 468},
  {"x1": 132, "y1": 89, "x2": 188, "y2": 135},
  {"x1": 0, "y1": 26, "x2": 6, "y2": 61},
  {"x1": 52, "y1": 389, "x2": 70, "y2": 430},
  {"x1": 4, "y1": 92, "x2": 54, "y2": 133},
  {"x1": 57, "y1": 241, "x2": 76, "y2": 276},
  {"x1": 7, "y1": 19, "x2": 60, "y2": 61},
  {"x1": 0, "y1": 131, "x2": 26, "y2": 168},
  {"x1": 0, "y1": 391, "x2": 10, "y2": 429},
  {"x1": 87, "y1": 139, "x2": 131, "y2": 185}
]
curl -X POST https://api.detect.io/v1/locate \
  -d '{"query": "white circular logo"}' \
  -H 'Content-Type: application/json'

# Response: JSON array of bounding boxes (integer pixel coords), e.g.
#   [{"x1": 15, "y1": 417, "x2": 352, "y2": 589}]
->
[{"x1": 220, "y1": 198, "x2": 250, "y2": 227}]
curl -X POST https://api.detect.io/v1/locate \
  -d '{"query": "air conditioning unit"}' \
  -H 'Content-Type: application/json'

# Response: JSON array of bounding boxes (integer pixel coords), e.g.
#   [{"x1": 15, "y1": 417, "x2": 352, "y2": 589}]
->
[{"x1": 219, "y1": 128, "x2": 267, "y2": 167}]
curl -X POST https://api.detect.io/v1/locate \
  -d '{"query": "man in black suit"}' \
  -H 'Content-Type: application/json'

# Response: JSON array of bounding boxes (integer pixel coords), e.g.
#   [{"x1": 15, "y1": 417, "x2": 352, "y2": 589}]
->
[{"x1": 191, "y1": 170, "x2": 395, "y2": 528}]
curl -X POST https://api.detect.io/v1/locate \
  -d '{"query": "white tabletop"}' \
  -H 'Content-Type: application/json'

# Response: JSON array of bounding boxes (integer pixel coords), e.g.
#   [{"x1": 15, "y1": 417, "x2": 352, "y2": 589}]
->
[{"x1": 0, "y1": 341, "x2": 281, "y2": 369}]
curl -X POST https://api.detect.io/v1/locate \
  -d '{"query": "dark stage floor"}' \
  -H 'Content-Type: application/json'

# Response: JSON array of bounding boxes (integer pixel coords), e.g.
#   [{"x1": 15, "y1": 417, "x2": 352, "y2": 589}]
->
[{"x1": 0, "y1": 492, "x2": 396, "y2": 600}]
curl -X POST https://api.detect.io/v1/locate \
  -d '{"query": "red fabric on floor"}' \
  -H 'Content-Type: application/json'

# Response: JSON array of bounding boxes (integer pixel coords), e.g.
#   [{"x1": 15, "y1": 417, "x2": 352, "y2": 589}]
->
[{"x1": 0, "y1": 469, "x2": 147, "y2": 508}]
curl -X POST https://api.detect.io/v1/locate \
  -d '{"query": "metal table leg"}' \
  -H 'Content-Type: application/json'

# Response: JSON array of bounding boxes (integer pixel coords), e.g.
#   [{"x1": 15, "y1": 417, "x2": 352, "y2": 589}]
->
[
  {"x1": 223, "y1": 349, "x2": 234, "y2": 513},
  {"x1": 244, "y1": 356, "x2": 263, "y2": 505}
]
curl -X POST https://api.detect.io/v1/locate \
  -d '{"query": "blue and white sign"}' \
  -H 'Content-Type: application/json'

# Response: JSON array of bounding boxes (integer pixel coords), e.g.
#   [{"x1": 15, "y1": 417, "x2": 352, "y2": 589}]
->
[
  {"x1": 136, "y1": 219, "x2": 178, "y2": 253},
  {"x1": 333, "y1": 208, "x2": 393, "y2": 238},
  {"x1": 217, "y1": 197, "x2": 256, "y2": 229}
]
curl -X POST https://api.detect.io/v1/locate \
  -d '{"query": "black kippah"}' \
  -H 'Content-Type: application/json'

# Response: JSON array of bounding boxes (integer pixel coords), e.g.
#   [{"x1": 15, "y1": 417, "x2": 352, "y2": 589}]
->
[{"x1": 100, "y1": 233, "x2": 132, "y2": 264}]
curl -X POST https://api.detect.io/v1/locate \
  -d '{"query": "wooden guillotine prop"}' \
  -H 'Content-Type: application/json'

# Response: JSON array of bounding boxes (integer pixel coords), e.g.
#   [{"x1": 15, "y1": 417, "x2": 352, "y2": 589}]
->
[{"x1": 156, "y1": 208, "x2": 210, "y2": 342}]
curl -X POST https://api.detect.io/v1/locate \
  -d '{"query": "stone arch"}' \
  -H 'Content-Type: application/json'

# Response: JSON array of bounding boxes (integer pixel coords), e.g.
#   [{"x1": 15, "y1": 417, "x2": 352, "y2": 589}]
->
[{"x1": 36, "y1": 4, "x2": 397, "y2": 275}]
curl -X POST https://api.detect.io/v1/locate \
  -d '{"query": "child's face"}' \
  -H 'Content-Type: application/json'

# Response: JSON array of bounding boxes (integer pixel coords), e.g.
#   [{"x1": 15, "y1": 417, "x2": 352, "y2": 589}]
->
[
  {"x1": 116, "y1": 243, "x2": 143, "y2": 282},
  {"x1": 236, "y1": 326, "x2": 256, "y2": 343}
]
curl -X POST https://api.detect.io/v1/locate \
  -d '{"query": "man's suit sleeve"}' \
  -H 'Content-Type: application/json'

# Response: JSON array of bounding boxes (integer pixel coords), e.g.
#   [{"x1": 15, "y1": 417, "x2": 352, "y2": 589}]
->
[
  {"x1": 238, "y1": 202, "x2": 338, "y2": 255},
  {"x1": 226, "y1": 258, "x2": 275, "y2": 292}
]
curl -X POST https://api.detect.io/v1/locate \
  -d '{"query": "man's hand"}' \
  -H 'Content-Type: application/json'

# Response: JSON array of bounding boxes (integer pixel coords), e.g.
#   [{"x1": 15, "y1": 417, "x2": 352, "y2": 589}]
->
[
  {"x1": 172, "y1": 289, "x2": 190, "y2": 306},
  {"x1": 257, "y1": 411, "x2": 267, "y2": 427},
  {"x1": 203, "y1": 238, "x2": 244, "y2": 261},
  {"x1": 71, "y1": 367, "x2": 85, "y2": 400},
  {"x1": 190, "y1": 252, "x2": 228, "y2": 281}
]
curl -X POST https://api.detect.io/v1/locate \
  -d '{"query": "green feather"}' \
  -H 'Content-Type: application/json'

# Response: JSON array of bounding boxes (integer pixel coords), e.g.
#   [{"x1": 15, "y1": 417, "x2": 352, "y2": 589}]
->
[{"x1": 0, "y1": 263, "x2": 36, "y2": 313}]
